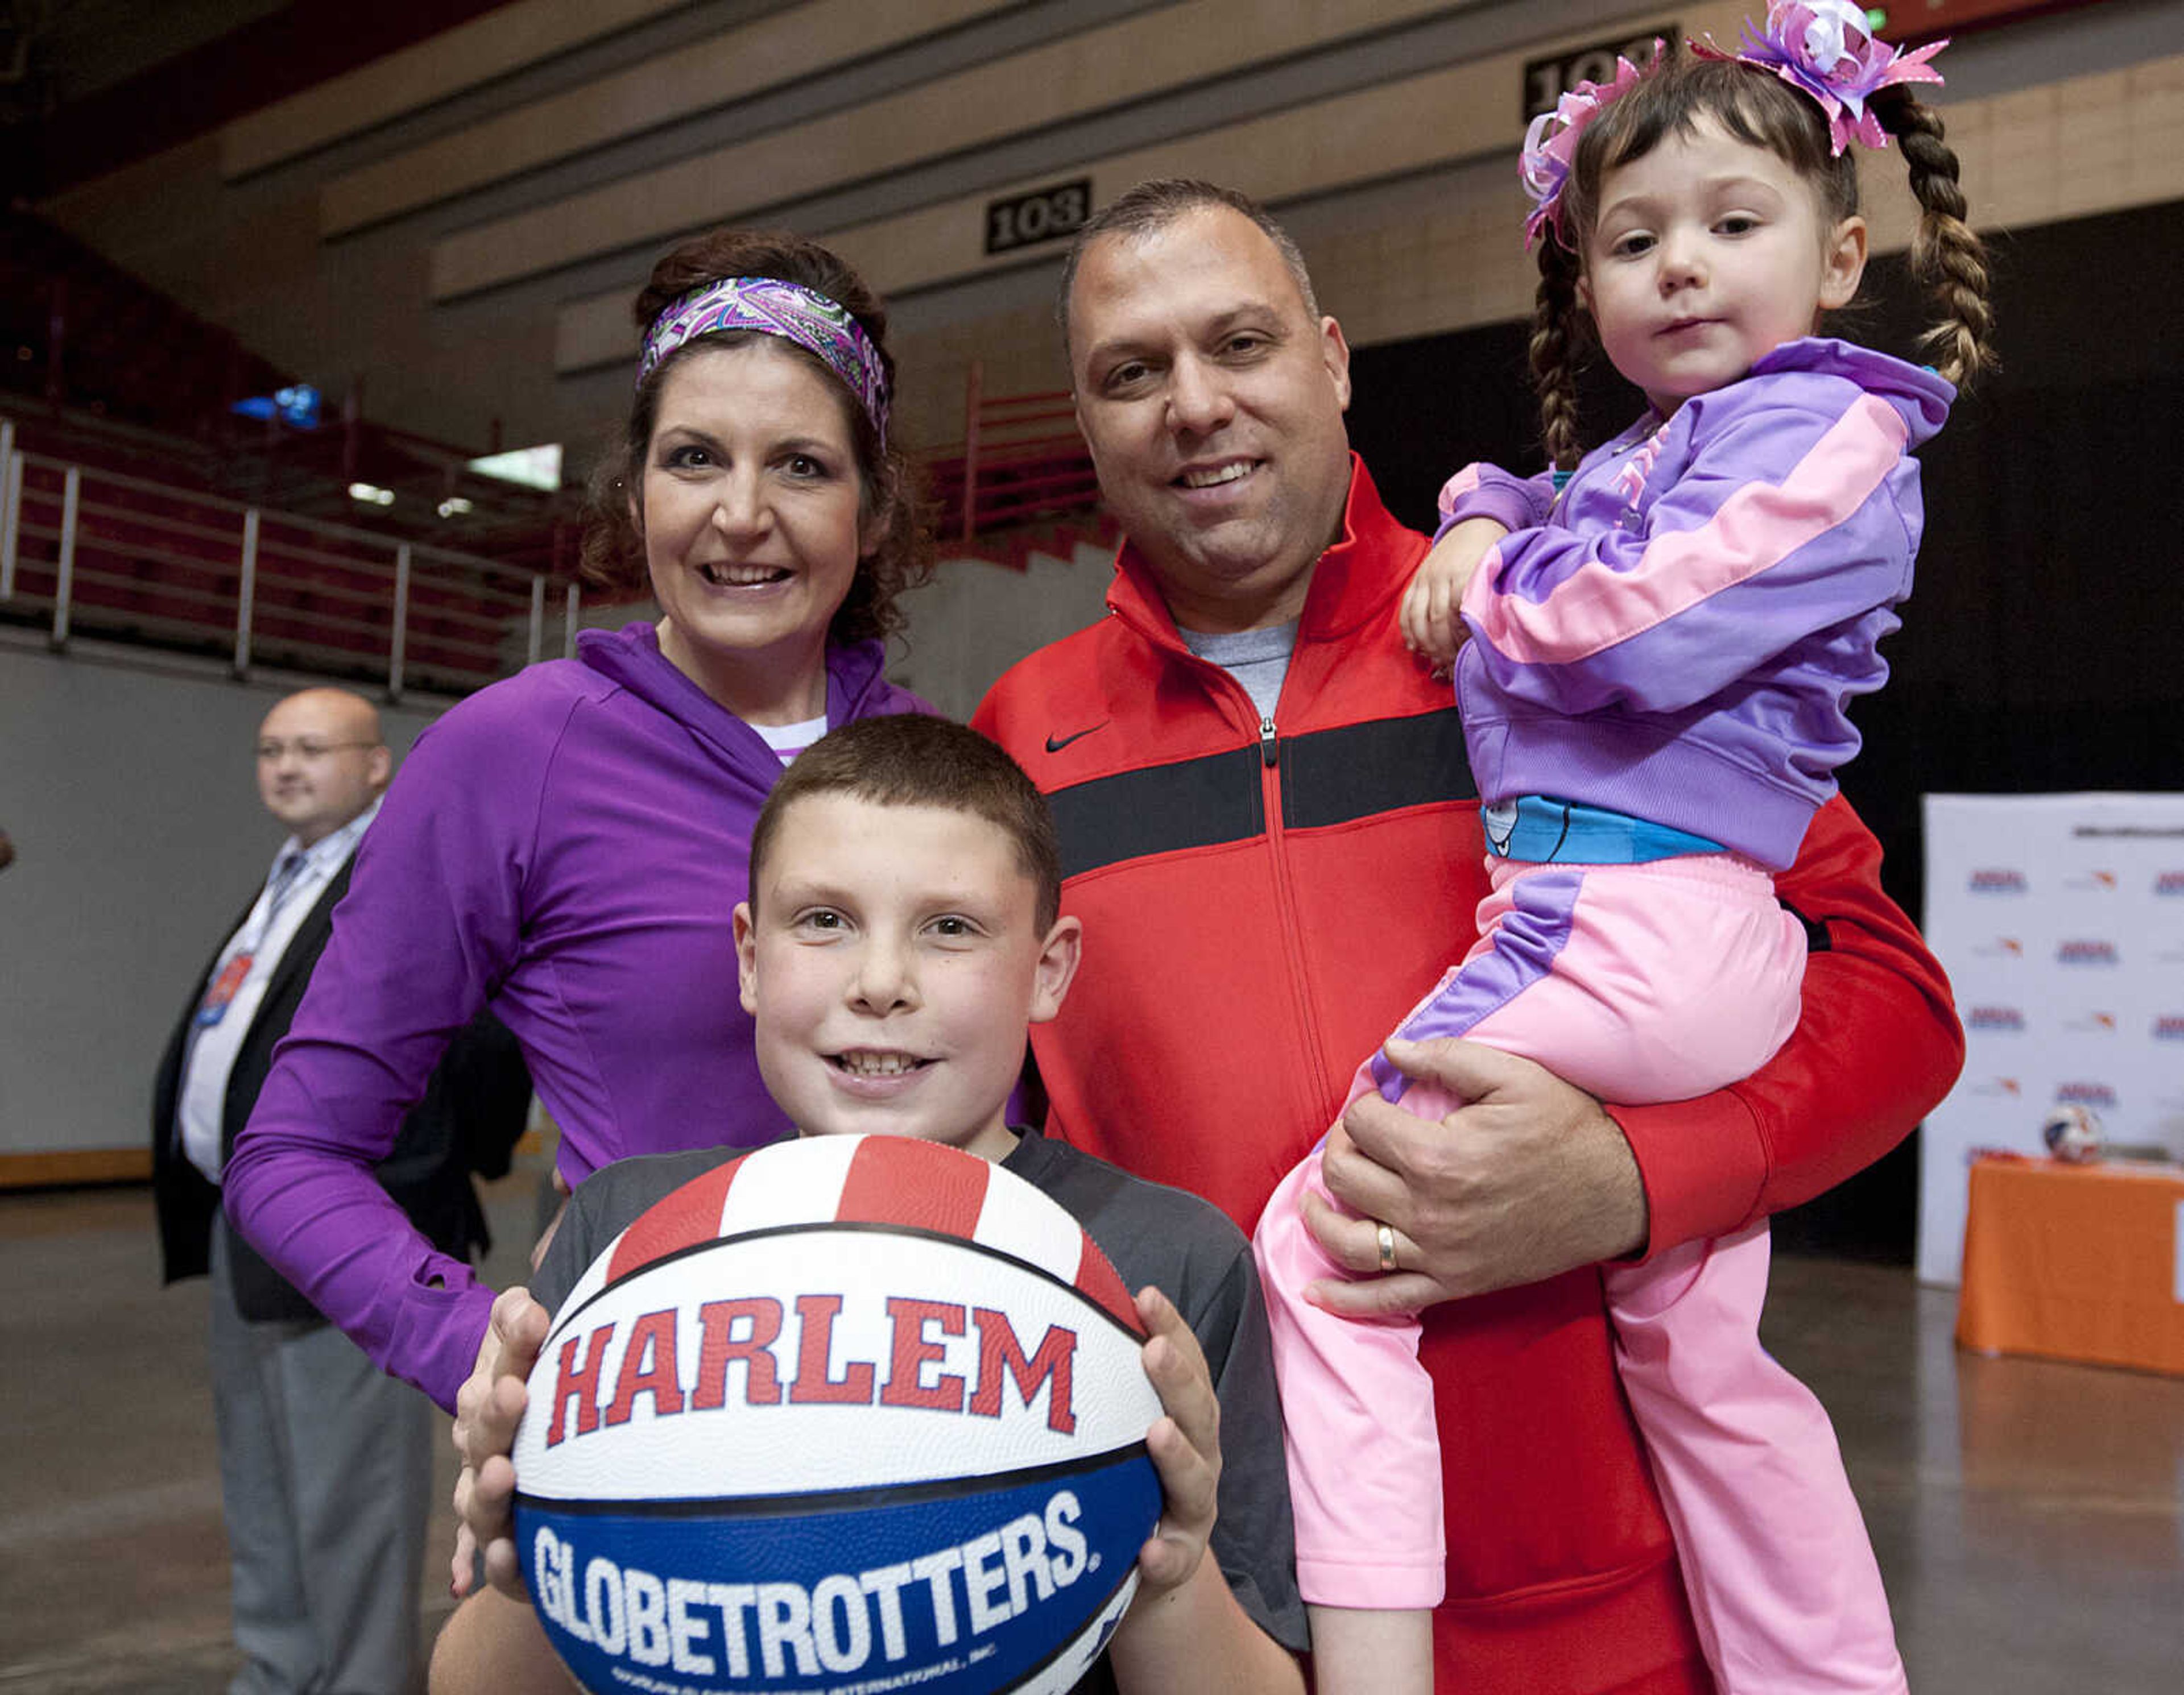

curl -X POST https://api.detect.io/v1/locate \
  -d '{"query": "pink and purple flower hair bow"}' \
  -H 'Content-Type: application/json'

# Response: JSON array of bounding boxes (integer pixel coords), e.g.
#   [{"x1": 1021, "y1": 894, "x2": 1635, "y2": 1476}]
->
[
  {"x1": 1695, "y1": 0, "x2": 1946, "y2": 155},
  {"x1": 1520, "y1": 44, "x2": 1659, "y2": 251},
  {"x1": 1519, "y1": 2, "x2": 1948, "y2": 248}
]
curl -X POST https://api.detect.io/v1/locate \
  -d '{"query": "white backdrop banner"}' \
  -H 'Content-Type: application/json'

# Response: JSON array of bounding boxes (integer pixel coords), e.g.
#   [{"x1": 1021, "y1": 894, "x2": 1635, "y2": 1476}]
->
[{"x1": 1916, "y1": 793, "x2": 2184, "y2": 1285}]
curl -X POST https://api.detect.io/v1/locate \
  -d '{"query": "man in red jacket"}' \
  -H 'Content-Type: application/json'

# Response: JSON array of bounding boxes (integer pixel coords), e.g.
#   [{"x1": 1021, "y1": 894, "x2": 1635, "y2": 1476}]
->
[{"x1": 972, "y1": 179, "x2": 1962, "y2": 1694}]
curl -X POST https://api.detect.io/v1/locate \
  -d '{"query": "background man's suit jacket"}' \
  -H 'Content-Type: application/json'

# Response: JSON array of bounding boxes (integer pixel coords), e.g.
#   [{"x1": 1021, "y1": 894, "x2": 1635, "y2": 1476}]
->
[{"x1": 153, "y1": 857, "x2": 533, "y2": 1324}]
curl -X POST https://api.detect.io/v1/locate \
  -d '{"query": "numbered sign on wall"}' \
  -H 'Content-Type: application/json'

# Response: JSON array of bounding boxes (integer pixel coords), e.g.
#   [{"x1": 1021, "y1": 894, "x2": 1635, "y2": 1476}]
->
[{"x1": 985, "y1": 179, "x2": 1093, "y2": 256}]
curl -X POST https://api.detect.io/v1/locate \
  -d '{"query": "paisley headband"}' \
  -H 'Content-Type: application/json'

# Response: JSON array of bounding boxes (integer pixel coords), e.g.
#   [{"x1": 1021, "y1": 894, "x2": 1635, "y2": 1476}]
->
[
  {"x1": 1520, "y1": 1, "x2": 1947, "y2": 250},
  {"x1": 638, "y1": 275, "x2": 891, "y2": 444}
]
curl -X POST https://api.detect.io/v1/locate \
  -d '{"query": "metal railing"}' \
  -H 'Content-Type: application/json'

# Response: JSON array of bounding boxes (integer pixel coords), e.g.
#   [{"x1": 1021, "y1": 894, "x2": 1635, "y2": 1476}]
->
[
  {"x1": 0, "y1": 417, "x2": 581, "y2": 698},
  {"x1": 926, "y1": 363, "x2": 1101, "y2": 544}
]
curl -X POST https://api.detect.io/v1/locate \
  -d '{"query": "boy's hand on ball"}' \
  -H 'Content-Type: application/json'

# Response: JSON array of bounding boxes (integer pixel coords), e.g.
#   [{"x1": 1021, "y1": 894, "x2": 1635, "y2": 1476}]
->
[
  {"x1": 450, "y1": 1286, "x2": 551, "y2": 1599},
  {"x1": 1132, "y1": 1285, "x2": 1221, "y2": 1598}
]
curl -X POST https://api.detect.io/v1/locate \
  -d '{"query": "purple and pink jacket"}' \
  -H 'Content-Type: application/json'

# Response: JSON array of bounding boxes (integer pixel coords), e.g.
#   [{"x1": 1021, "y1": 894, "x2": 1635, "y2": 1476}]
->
[
  {"x1": 224, "y1": 623, "x2": 921, "y2": 1411},
  {"x1": 1445, "y1": 338, "x2": 1953, "y2": 869}
]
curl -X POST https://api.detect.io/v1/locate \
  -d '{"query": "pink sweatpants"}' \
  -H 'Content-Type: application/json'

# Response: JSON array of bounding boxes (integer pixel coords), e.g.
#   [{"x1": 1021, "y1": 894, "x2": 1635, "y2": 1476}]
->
[{"x1": 1254, "y1": 854, "x2": 1909, "y2": 1693}]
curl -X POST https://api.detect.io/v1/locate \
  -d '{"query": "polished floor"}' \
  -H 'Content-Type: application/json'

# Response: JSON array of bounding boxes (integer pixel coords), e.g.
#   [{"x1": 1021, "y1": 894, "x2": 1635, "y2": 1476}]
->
[{"x1": 2, "y1": 1162, "x2": 2179, "y2": 1694}]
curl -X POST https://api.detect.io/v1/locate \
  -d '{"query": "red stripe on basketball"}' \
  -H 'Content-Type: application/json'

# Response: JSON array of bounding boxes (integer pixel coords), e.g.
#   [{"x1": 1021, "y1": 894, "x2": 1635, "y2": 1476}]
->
[
  {"x1": 606, "y1": 1157, "x2": 744, "y2": 1282},
  {"x1": 1073, "y1": 1237, "x2": 1145, "y2": 1335},
  {"x1": 835, "y1": 1137, "x2": 990, "y2": 1239}
]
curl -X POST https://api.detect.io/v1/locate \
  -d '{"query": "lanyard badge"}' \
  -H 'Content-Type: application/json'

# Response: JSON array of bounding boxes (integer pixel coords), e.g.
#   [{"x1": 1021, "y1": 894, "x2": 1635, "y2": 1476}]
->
[
  {"x1": 196, "y1": 850, "x2": 309, "y2": 1028},
  {"x1": 195, "y1": 952, "x2": 255, "y2": 1026}
]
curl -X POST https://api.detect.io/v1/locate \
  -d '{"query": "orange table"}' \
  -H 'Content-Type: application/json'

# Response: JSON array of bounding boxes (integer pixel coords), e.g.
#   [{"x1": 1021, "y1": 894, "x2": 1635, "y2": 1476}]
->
[{"x1": 1956, "y1": 1155, "x2": 2184, "y2": 1375}]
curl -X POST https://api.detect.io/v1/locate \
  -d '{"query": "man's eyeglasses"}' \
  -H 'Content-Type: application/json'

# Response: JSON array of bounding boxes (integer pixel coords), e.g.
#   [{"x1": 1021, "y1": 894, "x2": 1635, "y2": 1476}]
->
[{"x1": 255, "y1": 739, "x2": 376, "y2": 762}]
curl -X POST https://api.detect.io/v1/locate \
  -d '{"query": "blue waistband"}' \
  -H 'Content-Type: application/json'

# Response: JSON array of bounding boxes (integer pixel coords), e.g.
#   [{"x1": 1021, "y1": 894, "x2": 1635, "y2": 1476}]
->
[{"x1": 1482, "y1": 796, "x2": 1726, "y2": 864}]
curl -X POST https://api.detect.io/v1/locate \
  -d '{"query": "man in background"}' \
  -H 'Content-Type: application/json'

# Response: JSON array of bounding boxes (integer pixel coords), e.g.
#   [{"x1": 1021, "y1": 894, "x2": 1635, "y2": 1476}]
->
[{"x1": 153, "y1": 685, "x2": 531, "y2": 1695}]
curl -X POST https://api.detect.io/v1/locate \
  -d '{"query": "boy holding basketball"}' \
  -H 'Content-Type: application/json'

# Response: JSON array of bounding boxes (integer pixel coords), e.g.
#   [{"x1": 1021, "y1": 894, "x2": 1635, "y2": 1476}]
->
[{"x1": 433, "y1": 715, "x2": 1307, "y2": 1695}]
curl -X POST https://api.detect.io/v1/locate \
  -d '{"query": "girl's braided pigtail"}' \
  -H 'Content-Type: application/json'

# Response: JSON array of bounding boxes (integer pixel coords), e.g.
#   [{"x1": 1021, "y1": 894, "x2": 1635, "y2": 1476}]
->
[
  {"x1": 1871, "y1": 85, "x2": 1996, "y2": 390},
  {"x1": 1529, "y1": 235, "x2": 1589, "y2": 471}
]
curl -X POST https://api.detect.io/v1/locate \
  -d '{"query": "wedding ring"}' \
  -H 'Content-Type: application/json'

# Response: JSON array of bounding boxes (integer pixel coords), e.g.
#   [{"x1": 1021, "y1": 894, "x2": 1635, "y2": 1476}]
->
[{"x1": 1375, "y1": 1221, "x2": 1399, "y2": 1274}]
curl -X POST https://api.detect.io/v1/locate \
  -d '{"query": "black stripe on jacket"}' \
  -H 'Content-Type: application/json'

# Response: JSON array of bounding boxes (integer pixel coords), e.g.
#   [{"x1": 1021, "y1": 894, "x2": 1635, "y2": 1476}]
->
[{"x1": 1048, "y1": 709, "x2": 1474, "y2": 881}]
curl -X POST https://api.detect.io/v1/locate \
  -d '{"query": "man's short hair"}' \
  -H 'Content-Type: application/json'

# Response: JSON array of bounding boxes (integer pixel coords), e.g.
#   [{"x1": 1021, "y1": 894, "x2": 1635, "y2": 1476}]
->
[
  {"x1": 1056, "y1": 178, "x2": 1320, "y2": 353},
  {"x1": 749, "y1": 716, "x2": 1064, "y2": 931}
]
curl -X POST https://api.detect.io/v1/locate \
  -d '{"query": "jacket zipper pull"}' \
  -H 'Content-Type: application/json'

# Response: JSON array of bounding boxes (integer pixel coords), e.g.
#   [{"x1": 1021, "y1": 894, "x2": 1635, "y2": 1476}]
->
[{"x1": 1259, "y1": 715, "x2": 1278, "y2": 767}]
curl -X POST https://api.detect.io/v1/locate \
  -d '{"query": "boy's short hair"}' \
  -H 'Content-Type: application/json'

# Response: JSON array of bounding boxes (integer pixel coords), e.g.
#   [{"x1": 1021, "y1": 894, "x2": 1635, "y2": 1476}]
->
[{"x1": 749, "y1": 715, "x2": 1064, "y2": 931}]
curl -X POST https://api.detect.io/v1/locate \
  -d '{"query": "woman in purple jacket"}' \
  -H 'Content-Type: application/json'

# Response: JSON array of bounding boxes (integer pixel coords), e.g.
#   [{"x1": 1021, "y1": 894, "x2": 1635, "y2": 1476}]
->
[{"x1": 225, "y1": 229, "x2": 927, "y2": 1416}]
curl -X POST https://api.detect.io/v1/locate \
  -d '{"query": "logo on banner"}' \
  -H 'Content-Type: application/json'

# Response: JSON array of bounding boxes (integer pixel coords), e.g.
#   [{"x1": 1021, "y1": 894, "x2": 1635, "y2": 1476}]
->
[
  {"x1": 1971, "y1": 937, "x2": 2025, "y2": 960},
  {"x1": 2153, "y1": 1015, "x2": 2184, "y2": 1042},
  {"x1": 1967, "y1": 868, "x2": 2028, "y2": 895},
  {"x1": 2062, "y1": 1010, "x2": 2118, "y2": 1034},
  {"x1": 2055, "y1": 939, "x2": 2120, "y2": 966},
  {"x1": 1965, "y1": 1006, "x2": 2026, "y2": 1033},
  {"x1": 2154, "y1": 871, "x2": 2184, "y2": 896},
  {"x1": 2062, "y1": 869, "x2": 2119, "y2": 892},
  {"x1": 1966, "y1": 1076, "x2": 2022, "y2": 1099},
  {"x1": 2054, "y1": 1081, "x2": 2120, "y2": 1109}
]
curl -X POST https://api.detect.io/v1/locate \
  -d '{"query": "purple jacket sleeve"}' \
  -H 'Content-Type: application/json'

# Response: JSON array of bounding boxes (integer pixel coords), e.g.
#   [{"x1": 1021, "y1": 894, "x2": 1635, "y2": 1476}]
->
[
  {"x1": 1458, "y1": 382, "x2": 1916, "y2": 718},
  {"x1": 1437, "y1": 462, "x2": 1554, "y2": 537},
  {"x1": 224, "y1": 686, "x2": 556, "y2": 1411}
]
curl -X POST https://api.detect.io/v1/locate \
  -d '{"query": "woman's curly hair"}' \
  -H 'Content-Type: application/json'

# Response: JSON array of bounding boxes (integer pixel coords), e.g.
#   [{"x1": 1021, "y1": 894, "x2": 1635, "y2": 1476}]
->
[{"x1": 578, "y1": 228, "x2": 931, "y2": 646}]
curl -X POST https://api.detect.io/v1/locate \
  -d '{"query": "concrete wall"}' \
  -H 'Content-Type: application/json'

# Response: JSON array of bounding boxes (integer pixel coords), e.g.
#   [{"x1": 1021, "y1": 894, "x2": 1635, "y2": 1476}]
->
[
  {"x1": 892, "y1": 541, "x2": 1116, "y2": 723},
  {"x1": 0, "y1": 640, "x2": 441, "y2": 1161}
]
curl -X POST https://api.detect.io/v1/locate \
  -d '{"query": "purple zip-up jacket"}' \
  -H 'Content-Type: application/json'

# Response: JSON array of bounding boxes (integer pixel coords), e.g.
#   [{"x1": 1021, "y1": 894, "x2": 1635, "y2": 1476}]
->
[
  {"x1": 1445, "y1": 339, "x2": 1952, "y2": 870},
  {"x1": 224, "y1": 623, "x2": 923, "y2": 1409}
]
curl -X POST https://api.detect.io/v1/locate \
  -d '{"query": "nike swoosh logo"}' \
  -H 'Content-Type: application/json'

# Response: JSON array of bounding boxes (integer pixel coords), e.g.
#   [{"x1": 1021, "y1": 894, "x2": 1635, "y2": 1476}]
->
[{"x1": 1045, "y1": 722, "x2": 1108, "y2": 753}]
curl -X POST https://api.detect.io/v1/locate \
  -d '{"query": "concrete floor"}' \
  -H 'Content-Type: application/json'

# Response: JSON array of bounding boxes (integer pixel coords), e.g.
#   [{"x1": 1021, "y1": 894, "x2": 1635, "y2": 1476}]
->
[{"x1": 2, "y1": 1168, "x2": 2179, "y2": 1694}]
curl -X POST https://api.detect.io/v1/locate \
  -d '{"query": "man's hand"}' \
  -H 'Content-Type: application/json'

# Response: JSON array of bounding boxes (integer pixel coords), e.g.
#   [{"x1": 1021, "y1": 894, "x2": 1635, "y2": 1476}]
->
[
  {"x1": 449, "y1": 1285, "x2": 549, "y2": 1599},
  {"x1": 1302, "y1": 1037, "x2": 1648, "y2": 1315},
  {"x1": 1399, "y1": 519, "x2": 1505, "y2": 667},
  {"x1": 1131, "y1": 1285, "x2": 1221, "y2": 1598}
]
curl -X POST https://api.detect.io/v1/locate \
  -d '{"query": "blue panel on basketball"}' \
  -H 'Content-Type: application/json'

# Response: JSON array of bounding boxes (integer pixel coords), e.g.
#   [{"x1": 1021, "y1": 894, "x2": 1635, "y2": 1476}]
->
[
  {"x1": 521, "y1": 1453, "x2": 1161, "y2": 1694},
  {"x1": 512, "y1": 1135, "x2": 1166, "y2": 1695}
]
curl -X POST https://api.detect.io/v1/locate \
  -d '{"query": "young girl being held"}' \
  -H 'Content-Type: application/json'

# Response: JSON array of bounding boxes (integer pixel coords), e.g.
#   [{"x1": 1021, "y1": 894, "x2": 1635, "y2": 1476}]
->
[{"x1": 1254, "y1": 7, "x2": 1992, "y2": 1693}]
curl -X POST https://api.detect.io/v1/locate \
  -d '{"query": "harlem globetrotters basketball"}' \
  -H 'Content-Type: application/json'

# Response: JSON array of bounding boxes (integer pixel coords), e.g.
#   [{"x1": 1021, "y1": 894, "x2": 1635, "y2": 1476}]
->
[{"x1": 514, "y1": 1134, "x2": 1166, "y2": 1695}]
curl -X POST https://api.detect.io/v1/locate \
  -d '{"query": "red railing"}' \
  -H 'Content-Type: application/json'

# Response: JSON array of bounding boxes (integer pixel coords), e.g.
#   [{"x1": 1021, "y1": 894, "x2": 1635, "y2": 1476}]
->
[
  {"x1": 925, "y1": 363, "x2": 1101, "y2": 545},
  {"x1": 0, "y1": 417, "x2": 577, "y2": 698}
]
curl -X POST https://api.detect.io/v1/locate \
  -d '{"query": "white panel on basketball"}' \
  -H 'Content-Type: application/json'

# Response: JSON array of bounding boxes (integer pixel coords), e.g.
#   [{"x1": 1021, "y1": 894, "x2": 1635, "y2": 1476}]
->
[
  {"x1": 516, "y1": 1227, "x2": 1149, "y2": 1501},
  {"x1": 715, "y1": 1132, "x2": 858, "y2": 1236},
  {"x1": 970, "y1": 1170, "x2": 1089, "y2": 1286}
]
